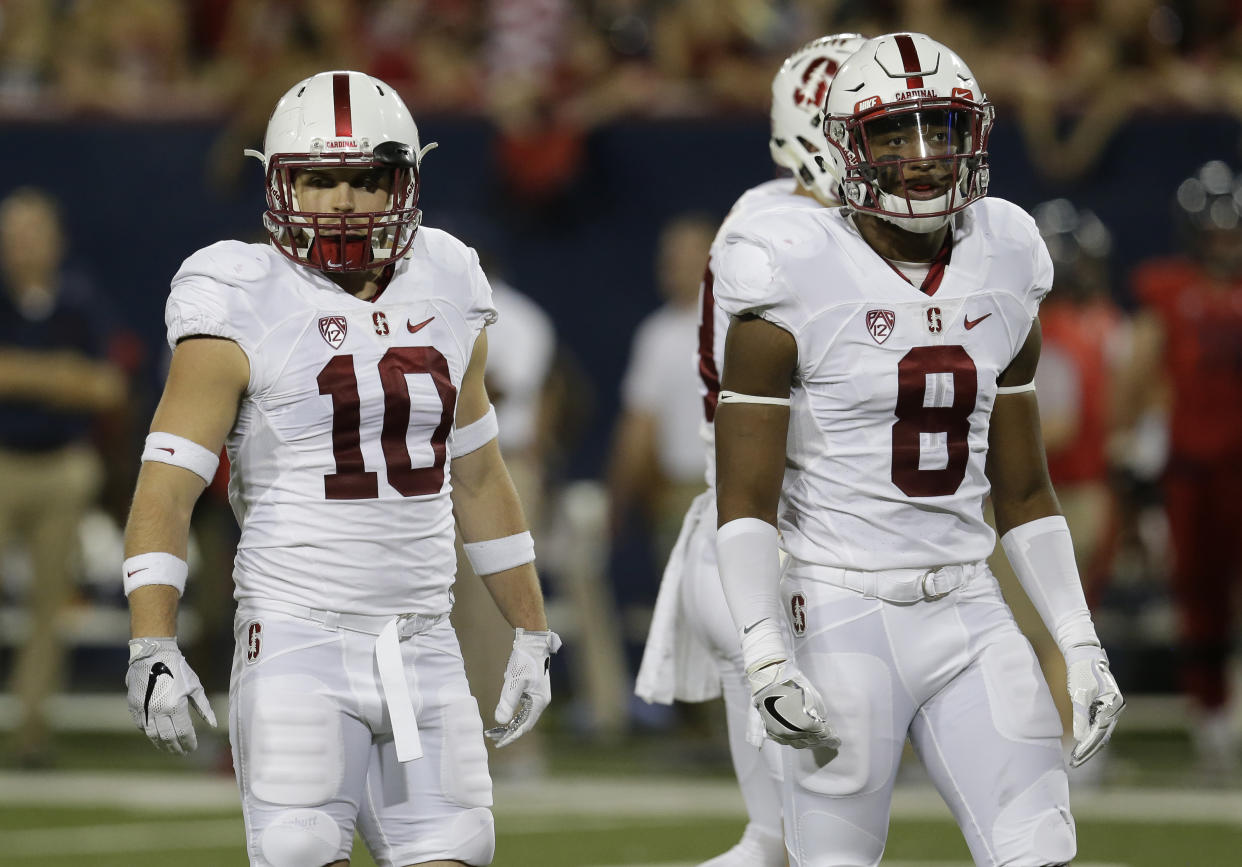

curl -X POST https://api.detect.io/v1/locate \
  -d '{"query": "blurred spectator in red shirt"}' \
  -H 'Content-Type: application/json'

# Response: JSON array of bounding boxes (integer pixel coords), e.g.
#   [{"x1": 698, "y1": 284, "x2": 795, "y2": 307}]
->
[{"x1": 1124, "y1": 160, "x2": 1242, "y2": 782}]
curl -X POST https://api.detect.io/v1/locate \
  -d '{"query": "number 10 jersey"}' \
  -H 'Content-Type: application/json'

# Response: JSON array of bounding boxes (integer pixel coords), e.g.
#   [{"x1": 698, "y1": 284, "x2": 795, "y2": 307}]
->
[
  {"x1": 164, "y1": 229, "x2": 497, "y2": 615},
  {"x1": 712, "y1": 198, "x2": 1053, "y2": 571}
]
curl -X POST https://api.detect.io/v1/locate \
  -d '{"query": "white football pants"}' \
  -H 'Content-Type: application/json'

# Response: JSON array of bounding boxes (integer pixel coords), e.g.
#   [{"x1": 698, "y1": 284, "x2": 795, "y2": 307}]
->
[
  {"x1": 780, "y1": 559, "x2": 1076, "y2": 867},
  {"x1": 229, "y1": 604, "x2": 495, "y2": 867}
]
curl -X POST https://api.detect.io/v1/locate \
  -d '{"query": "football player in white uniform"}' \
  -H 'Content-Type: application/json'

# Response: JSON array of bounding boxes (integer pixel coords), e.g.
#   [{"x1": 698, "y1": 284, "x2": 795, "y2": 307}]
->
[
  {"x1": 712, "y1": 34, "x2": 1125, "y2": 866},
  {"x1": 635, "y1": 34, "x2": 865, "y2": 867},
  {"x1": 121, "y1": 71, "x2": 558, "y2": 867}
]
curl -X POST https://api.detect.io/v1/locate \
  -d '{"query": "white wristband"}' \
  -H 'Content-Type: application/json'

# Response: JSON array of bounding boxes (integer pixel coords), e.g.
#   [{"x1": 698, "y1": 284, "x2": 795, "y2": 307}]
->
[
  {"x1": 142, "y1": 432, "x2": 220, "y2": 484},
  {"x1": 996, "y1": 382, "x2": 1036, "y2": 395},
  {"x1": 123, "y1": 552, "x2": 188, "y2": 597},
  {"x1": 1000, "y1": 515, "x2": 1099, "y2": 655},
  {"x1": 464, "y1": 531, "x2": 535, "y2": 576},
  {"x1": 451, "y1": 405, "x2": 499, "y2": 457}
]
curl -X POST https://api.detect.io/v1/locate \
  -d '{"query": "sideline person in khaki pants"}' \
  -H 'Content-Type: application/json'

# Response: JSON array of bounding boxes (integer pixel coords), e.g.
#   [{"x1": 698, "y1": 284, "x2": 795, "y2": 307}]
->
[{"x1": 0, "y1": 188, "x2": 125, "y2": 766}]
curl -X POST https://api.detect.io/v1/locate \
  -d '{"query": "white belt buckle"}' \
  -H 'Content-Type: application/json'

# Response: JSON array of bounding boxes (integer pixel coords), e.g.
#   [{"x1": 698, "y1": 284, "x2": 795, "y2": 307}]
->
[{"x1": 921, "y1": 569, "x2": 950, "y2": 601}]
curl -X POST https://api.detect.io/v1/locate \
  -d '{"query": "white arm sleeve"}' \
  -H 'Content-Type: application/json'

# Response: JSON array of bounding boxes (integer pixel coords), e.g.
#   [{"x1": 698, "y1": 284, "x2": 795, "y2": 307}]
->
[
  {"x1": 716, "y1": 517, "x2": 787, "y2": 671},
  {"x1": 1000, "y1": 515, "x2": 1100, "y2": 655}
]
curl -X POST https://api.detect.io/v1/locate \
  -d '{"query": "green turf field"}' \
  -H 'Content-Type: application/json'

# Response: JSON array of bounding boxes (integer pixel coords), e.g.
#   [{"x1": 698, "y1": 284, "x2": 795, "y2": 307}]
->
[
  {"x1": 1, "y1": 730, "x2": 1238, "y2": 865},
  {"x1": 0, "y1": 806, "x2": 1237, "y2": 866}
]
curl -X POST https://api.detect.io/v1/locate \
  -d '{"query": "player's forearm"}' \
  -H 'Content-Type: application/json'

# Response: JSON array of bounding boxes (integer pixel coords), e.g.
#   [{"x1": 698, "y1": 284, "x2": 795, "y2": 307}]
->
[
  {"x1": 128, "y1": 584, "x2": 181, "y2": 638},
  {"x1": 480, "y1": 565, "x2": 549, "y2": 631},
  {"x1": 451, "y1": 441, "x2": 530, "y2": 542},
  {"x1": 123, "y1": 465, "x2": 204, "y2": 637}
]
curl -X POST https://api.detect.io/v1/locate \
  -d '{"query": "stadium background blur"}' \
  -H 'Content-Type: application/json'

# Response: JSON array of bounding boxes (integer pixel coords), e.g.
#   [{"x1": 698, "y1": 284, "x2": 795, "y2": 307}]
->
[{"x1": 1, "y1": 1, "x2": 1241, "y2": 864}]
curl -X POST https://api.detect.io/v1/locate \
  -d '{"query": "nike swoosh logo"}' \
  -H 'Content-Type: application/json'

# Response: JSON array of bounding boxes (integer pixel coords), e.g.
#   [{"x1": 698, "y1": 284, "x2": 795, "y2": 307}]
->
[
  {"x1": 407, "y1": 316, "x2": 435, "y2": 333},
  {"x1": 144, "y1": 661, "x2": 173, "y2": 725},
  {"x1": 763, "y1": 695, "x2": 812, "y2": 733},
  {"x1": 742, "y1": 619, "x2": 767, "y2": 635},
  {"x1": 156, "y1": 447, "x2": 175, "y2": 454},
  {"x1": 963, "y1": 312, "x2": 992, "y2": 330},
  {"x1": 127, "y1": 567, "x2": 148, "y2": 578}
]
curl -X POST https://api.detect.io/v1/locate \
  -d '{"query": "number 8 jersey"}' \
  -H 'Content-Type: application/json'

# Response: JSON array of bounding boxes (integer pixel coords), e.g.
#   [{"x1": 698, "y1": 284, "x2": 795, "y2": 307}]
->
[
  {"x1": 713, "y1": 198, "x2": 1052, "y2": 571},
  {"x1": 164, "y1": 229, "x2": 497, "y2": 614}
]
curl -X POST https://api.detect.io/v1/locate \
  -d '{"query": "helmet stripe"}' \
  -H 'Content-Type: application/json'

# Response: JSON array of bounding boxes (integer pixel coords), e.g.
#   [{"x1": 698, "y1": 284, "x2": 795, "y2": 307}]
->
[
  {"x1": 333, "y1": 73, "x2": 353, "y2": 136},
  {"x1": 894, "y1": 34, "x2": 924, "y2": 89}
]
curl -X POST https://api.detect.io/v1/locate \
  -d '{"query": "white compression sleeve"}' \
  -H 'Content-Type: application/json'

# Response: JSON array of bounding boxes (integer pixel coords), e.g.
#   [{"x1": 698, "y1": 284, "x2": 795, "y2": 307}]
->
[
  {"x1": 716, "y1": 517, "x2": 787, "y2": 671},
  {"x1": 1000, "y1": 515, "x2": 1099, "y2": 654}
]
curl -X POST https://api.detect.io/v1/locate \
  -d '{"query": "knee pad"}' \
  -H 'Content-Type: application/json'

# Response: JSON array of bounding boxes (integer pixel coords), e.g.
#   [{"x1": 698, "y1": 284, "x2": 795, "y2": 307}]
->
[
  {"x1": 992, "y1": 768, "x2": 1076, "y2": 866},
  {"x1": 980, "y1": 633, "x2": 1063, "y2": 743},
  {"x1": 390, "y1": 807, "x2": 495, "y2": 866},
  {"x1": 788, "y1": 810, "x2": 884, "y2": 867},
  {"x1": 246, "y1": 674, "x2": 343, "y2": 806},
  {"x1": 451, "y1": 807, "x2": 496, "y2": 866},
  {"x1": 259, "y1": 808, "x2": 343, "y2": 867}
]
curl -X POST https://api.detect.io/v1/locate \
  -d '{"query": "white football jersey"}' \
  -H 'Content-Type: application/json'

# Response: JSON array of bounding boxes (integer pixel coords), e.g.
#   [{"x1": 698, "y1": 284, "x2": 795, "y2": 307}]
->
[
  {"x1": 699, "y1": 178, "x2": 825, "y2": 488},
  {"x1": 165, "y1": 229, "x2": 497, "y2": 614},
  {"x1": 713, "y1": 198, "x2": 1052, "y2": 571}
]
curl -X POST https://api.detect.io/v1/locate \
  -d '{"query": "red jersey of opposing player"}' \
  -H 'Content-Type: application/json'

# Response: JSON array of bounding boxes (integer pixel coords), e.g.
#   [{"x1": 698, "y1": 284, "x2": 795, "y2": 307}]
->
[
  {"x1": 1132, "y1": 257, "x2": 1242, "y2": 463},
  {"x1": 1039, "y1": 299, "x2": 1120, "y2": 484}
]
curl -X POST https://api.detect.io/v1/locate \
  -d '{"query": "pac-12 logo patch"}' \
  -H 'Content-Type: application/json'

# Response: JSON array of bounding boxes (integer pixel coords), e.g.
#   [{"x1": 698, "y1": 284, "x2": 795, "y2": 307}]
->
[
  {"x1": 245, "y1": 621, "x2": 262, "y2": 663},
  {"x1": 790, "y1": 593, "x2": 807, "y2": 637},
  {"x1": 866, "y1": 309, "x2": 895, "y2": 344},
  {"x1": 319, "y1": 315, "x2": 348, "y2": 349}
]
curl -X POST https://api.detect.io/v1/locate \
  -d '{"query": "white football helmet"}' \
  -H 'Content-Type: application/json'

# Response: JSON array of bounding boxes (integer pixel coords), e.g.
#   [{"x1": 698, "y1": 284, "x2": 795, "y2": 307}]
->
[
  {"x1": 822, "y1": 33, "x2": 994, "y2": 233},
  {"x1": 245, "y1": 70, "x2": 438, "y2": 272},
  {"x1": 769, "y1": 33, "x2": 867, "y2": 204}
]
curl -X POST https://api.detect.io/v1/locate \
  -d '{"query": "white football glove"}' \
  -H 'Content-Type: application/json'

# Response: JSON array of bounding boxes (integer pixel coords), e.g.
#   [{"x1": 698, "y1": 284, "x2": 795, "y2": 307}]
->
[
  {"x1": 1065, "y1": 643, "x2": 1125, "y2": 768},
  {"x1": 485, "y1": 628, "x2": 562, "y2": 748},
  {"x1": 747, "y1": 658, "x2": 840, "y2": 750},
  {"x1": 125, "y1": 637, "x2": 217, "y2": 754}
]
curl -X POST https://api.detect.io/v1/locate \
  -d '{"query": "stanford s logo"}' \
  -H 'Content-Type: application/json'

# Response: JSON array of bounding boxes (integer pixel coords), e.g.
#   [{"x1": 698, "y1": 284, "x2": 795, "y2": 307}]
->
[
  {"x1": 793, "y1": 57, "x2": 839, "y2": 110},
  {"x1": 790, "y1": 593, "x2": 807, "y2": 637},
  {"x1": 319, "y1": 316, "x2": 348, "y2": 349},
  {"x1": 866, "y1": 309, "x2": 895, "y2": 344},
  {"x1": 926, "y1": 307, "x2": 943, "y2": 333},
  {"x1": 245, "y1": 621, "x2": 262, "y2": 663},
  {"x1": 372, "y1": 311, "x2": 390, "y2": 336}
]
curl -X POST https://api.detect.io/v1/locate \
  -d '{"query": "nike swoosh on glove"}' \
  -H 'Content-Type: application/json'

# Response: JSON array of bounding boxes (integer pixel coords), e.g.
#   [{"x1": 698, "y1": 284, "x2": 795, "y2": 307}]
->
[
  {"x1": 486, "y1": 628, "x2": 562, "y2": 748},
  {"x1": 125, "y1": 637, "x2": 217, "y2": 754},
  {"x1": 1065, "y1": 643, "x2": 1125, "y2": 768},
  {"x1": 747, "y1": 659, "x2": 840, "y2": 750}
]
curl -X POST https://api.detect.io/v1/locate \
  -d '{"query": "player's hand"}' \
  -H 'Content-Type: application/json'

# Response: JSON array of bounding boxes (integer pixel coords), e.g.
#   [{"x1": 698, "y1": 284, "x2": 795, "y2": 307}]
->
[
  {"x1": 1065, "y1": 644, "x2": 1125, "y2": 768},
  {"x1": 486, "y1": 628, "x2": 562, "y2": 748},
  {"x1": 747, "y1": 659, "x2": 840, "y2": 750},
  {"x1": 125, "y1": 637, "x2": 217, "y2": 754}
]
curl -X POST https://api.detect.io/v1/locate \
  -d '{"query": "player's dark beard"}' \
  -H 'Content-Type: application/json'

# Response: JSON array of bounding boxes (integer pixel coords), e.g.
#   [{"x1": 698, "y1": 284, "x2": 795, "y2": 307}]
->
[{"x1": 307, "y1": 234, "x2": 372, "y2": 270}]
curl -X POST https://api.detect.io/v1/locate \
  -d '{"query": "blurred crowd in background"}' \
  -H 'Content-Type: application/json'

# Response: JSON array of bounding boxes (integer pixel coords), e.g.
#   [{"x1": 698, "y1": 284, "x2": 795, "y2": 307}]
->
[
  {"x1": 3, "y1": 0, "x2": 1242, "y2": 182},
  {"x1": 1, "y1": 0, "x2": 1241, "y2": 791}
]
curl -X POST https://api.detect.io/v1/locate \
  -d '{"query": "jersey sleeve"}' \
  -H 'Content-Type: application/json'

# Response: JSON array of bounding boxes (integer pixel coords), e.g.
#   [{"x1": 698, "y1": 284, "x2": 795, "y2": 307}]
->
[
  {"x1": 166, "y1": 241, "x2": 266, "y2": 354},
  {"x1": 1028, "y1": 233, "x2": 1054, "y2": 316},
  {"x1": 466, "y1": 248, "x2": 500, "y2": 333},
  {"x1": 712, "y1": 232, "x2": 804, "y2": 341}
]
